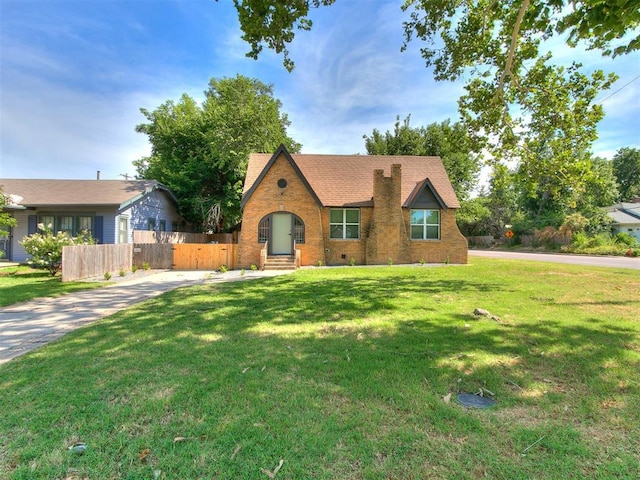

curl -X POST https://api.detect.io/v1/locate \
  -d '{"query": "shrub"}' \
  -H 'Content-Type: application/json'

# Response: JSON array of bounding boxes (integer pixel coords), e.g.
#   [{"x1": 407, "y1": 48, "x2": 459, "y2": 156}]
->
[
  {"x1": 592, "y1": 233, "x2": 615, "y2": 247},
  {"x1": 571, "y1": 231, "x2": 591, "y2": 249},
  {"x1": 142, "y1": 262, "x2": 151, "y2": 271},
  {"x1": 614, "y1": 232, "x2": 640, "y2": 247},
  {"x1": 219, "y1": 264, "x2": 228, "y2": 273},
  {"x1": 20, "y1": 224, "x2": 76, "y2": 276},
  {"x1": 104, "y1": 271, "x2": 112, "y2": 280}
]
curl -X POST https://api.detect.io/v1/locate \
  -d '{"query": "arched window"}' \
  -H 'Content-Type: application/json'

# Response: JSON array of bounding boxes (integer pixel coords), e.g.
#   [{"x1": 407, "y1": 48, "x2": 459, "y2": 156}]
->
[
  {"x1": 293, "y1": 216, "x2": 305, "y2": 243},
  {"x1": 258, "y1": 216, "x2": 270, "y2": 243}
]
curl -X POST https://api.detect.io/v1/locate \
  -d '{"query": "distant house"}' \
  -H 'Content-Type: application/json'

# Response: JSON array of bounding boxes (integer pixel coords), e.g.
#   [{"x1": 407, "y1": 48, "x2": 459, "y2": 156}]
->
[
  {"x1": 0, "y1": 179, "x2": 183, "y2": 262},
  {"x1": 604, "y1": 199, "x2": 640, "y2": 242},
  {"x1": 238, "y1": 145, "x2": 467, "y2": 269}
]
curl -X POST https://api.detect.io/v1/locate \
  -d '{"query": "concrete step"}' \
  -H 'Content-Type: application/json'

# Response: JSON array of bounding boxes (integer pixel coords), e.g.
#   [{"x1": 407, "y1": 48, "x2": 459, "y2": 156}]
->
[{"x1": 263, "y1": 255, "x2": 296, "y2": 270}]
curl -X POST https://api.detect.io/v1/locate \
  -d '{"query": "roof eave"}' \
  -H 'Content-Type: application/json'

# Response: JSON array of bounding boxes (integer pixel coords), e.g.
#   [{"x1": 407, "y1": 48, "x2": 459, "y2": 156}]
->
[
  {"x1": 118, "y1": 182, "x2": 178, "y2": 211},
  {"x1": 403, "y1": 178, "x2": 453, "y2": 209},
  {"x1": 241, "y1": 144, "x2": 323, "y2": 208}
]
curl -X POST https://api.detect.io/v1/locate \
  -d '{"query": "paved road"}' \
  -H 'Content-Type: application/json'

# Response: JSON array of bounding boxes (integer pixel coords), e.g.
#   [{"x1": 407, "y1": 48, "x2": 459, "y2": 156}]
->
[
  {"x1": 469, "y1": 249, "x2": 640, "y2": 270},
  {"x1": 0, "y1": 269, "x2": 293, "y2": 365}
]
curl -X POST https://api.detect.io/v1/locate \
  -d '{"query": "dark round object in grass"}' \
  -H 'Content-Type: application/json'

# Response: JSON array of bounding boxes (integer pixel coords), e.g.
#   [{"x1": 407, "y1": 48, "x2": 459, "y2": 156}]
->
[{"x1": 457, "y1": 393, "x2": 496, "y2": 408}]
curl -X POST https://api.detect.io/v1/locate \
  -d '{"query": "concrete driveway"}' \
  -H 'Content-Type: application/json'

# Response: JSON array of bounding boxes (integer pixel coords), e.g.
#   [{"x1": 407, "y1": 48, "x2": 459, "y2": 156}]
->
[
  {"x1": 469, "y1": 249, "x2": 640, "y2": 269},
  {"x1": 0, "y1": 269, "x2": 293, "y2": 365}
]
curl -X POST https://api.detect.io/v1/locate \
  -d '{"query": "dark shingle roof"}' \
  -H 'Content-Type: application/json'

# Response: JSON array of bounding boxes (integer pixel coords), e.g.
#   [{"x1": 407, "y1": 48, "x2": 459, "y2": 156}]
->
[
  {"x1": 243, "y1": 148, "x2": 460, "y2": 208},
  {"x1": 0, "y1": 179, "x2": 173, "y2": 207}
]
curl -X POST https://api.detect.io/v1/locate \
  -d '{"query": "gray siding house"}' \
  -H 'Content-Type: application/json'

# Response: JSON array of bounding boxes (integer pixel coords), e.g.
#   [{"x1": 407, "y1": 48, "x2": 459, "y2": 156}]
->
[
  {"x1": 1, "y1": 179, "x2": 183, "y2": 262},
  {"x1": 604, "y1": 200, "x2": 640, "y2": 242}
]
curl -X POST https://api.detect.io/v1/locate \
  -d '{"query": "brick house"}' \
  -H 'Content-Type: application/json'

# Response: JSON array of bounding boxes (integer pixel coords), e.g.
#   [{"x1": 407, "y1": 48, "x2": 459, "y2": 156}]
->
[{"x1": 238, "y1": 145, "x2": 468, "y2": 269}]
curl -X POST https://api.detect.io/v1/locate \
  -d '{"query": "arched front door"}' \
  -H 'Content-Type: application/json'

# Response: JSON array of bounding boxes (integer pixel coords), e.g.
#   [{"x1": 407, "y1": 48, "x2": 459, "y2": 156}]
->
[
  {"x1": 259, "y1": 213, "x2": 305, "y2": 255},
  {"x1": 271, "y1": 213, "x2": 293, "y2": 255}
]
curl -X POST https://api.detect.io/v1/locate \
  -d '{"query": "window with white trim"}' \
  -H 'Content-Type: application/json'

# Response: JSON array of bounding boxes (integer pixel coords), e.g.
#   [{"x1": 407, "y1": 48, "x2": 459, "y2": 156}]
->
[
  {"x1": 330, "y1": 209, "x2": 360, "y2": 239},
  {"x1": 410, "y1": 209, "x2": 440, "y2": 240},
  {"x1": 118, "y1": 216, "x2": 128, "y2": 244}
]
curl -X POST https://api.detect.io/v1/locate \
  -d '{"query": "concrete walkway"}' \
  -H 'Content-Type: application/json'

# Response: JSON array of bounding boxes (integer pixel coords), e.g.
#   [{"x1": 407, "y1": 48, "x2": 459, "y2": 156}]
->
[{"x1": 0, "y1": 269, "x2": 293, "y2": 365}]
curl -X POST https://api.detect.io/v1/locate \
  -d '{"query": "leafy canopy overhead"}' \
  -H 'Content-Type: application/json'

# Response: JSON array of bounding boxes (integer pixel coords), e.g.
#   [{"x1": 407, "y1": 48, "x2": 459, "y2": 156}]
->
[
  {"x1": 363, "y1": 116, "x2": 481, "y2": 201},
  {"x1": 134, "y1": 75, "x2": 300, "y2": 232},
  {"x1": 230, "y1": 1, "x2": 639, "y2": 72},
  {"x1": 228, "y1": 0, "x2": 336, "y2": 71}
]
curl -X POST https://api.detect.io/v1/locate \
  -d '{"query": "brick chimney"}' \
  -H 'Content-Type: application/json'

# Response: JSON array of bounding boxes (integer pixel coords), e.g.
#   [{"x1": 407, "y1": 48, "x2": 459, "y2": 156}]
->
[{"x1": 366, "y1": 164, "x2": 409, "y2": 264}]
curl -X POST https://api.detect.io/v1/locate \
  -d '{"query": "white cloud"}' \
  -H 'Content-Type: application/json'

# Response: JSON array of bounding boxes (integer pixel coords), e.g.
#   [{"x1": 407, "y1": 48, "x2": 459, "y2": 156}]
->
[{"x1": 273, "y1": 0, "x2": 465, "y2": 154}]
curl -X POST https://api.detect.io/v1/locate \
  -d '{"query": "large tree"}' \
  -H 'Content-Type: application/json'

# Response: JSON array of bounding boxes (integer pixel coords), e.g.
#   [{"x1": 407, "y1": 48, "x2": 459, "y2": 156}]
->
[
  {"x1": 363, "y1": 116, "x2": 481, "y2": 201},
  {"x1": 227, "y1": 1, "x2": 631, "y2": 225},
  {"x1": 612, "y1": 147, "x2": 640, "y2": 201},
  {"x1": 134, "y1": 75, "x2": 300, "y2": 231},
  {"x1": 230, "y1": 1, "x2": 639, "y2": 72},
  {"x1": 506, "y1": 59, "x2": 615, "y2": 219}
]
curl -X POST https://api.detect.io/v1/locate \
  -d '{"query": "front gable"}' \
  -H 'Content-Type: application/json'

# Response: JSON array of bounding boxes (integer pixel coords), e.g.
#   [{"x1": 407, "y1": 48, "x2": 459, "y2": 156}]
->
[
  {"x1": 238, "y1": 147, "x2": 468, "y2": 267},
  {"x1": 405, "y1": 179, "x2": 447, "y2": 210},
  {"x1": 241, "y1": 145, "x2": 321, "y2": 208}
]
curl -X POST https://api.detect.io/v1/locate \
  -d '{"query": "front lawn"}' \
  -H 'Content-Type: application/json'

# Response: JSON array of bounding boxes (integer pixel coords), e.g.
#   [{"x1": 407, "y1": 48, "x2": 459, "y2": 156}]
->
[
  {"x1": 0, "y1": 266, "x2": 104, "y2": 307},
  {"x1": 1, "y1": 258, "x2": 638, "y2": 479}
]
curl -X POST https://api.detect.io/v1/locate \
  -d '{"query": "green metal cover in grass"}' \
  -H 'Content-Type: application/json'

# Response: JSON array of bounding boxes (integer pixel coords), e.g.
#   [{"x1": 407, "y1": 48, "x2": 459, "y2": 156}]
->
[{"x1": 457, "y1": 393, "x2": 496, "y2": 408}]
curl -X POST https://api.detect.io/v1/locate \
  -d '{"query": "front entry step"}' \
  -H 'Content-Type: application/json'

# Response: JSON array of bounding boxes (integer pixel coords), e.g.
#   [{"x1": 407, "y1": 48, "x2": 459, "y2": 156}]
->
[{"x1": 263, "y1": 255, "x2": 297, "y2": 270}]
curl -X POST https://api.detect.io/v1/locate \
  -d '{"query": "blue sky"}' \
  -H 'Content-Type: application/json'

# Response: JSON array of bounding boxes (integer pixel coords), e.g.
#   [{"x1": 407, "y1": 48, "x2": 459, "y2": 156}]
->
[{"x1": 1, "y1": 0, "x2": 639, "y2": 181}]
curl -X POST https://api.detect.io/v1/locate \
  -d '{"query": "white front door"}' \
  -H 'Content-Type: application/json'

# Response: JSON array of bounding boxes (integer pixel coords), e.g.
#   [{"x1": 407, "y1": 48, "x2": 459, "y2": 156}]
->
[{"x1": 271, "y1": 213, "x2": 292, "y2": 255}]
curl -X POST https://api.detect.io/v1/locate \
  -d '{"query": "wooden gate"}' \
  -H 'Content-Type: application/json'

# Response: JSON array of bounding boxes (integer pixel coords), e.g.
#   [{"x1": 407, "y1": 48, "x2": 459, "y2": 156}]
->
[{"x1": 171, "y1": 244, "x2": 237, "y2": 270}]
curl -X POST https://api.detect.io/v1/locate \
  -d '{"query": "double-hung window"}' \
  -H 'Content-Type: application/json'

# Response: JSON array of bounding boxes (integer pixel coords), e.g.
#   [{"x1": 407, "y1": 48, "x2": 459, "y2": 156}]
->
[
  {"x1": 330, "y1": 209, "x2": 360, "y2": 239},
  {"x1": 37, "y1": 215, "x2": 93, "y2": 237},
  {"x1": 77, "y1": 216, "x2": 93, "y2": 235},
  {"x1": 410, "y1": 209, "x2": 440, "y2": 240}
]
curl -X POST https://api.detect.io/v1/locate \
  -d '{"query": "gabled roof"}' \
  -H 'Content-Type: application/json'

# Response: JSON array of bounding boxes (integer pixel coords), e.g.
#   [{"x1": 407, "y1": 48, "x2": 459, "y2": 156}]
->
[
  {"x1": 604, "y1": 202, "x2": 640, "y2": 225},
  {"x1": 0, "y1": 179, "x2": 177, "y2": 208},
  {"x1": 242, "y1": 146, "x2": 460, "y2": 208},
  {"x1": 404, "y1": 178, "x2": 447, "y2": 209},
  {"x1": 241, "y1": 145, "x2": 321, "y2": 208}
]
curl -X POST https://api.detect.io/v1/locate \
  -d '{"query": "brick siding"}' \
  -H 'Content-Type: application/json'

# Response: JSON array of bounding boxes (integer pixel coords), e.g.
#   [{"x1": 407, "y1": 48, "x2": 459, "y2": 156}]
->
[{"x1": 239, "y1": 153, "x2": 468, "y2": 267}]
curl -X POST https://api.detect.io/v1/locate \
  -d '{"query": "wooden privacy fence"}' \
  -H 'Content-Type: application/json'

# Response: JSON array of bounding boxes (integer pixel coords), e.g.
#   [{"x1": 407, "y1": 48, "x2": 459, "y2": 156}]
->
[
  {"x1": 133, "y1": 243, "x2": 237, "y2": 270},
  {"x1": 133, "y1": 231, "x2": 208, "y2": 244},
  {"x1": 132, "y1": 244, "x2": 174, "y2": 269},
  {"x1": 171, "y1": 244, "x2": 237, "y2": 270},
  {"x1": 62, "y1": 243, "x2": 237, "y2": 281},
  {"x1": 132, "y1": 231, "x2": 237, "y2": 244},
  {"x1": 62, "y1": 244, "x2": 132, "y2": 282}
]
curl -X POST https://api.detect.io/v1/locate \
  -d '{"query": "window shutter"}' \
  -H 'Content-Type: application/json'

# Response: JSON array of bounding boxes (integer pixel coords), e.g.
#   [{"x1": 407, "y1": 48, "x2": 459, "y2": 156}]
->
[
  {"x1": 28, "y1": 215, "x2": 38, "y2": 235},
  {"x1": 94, "y1": 216, "x2": 104, "y2": 244}
]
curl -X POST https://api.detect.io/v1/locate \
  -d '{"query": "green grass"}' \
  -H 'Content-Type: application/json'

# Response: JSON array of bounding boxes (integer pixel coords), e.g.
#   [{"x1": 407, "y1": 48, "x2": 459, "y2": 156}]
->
[
  {"x1": 1, "y1": 258, "x2": 639, "y2": 479},
  {"x1": 0, "y1": 266, "x2": 104, "y2": 307}
]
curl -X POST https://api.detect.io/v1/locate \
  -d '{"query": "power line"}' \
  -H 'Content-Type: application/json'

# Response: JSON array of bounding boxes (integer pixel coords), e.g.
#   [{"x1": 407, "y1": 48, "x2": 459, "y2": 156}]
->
[{"x1": 597, "y1": 73, "x2": 640, "y2": 105}]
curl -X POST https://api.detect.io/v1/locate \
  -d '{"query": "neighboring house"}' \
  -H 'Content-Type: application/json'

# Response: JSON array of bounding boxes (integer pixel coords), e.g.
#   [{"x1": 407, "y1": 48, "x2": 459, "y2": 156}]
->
[
  {"x1": 238, "y1": 145, "x2": 467, "y2": 268},
  {"x1": 604, "y1": 199, "x2": 640, "y2": 242},
  {"x1": 0, "y1": 179, "x2": 183, "y2": 262}
]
